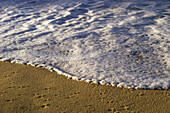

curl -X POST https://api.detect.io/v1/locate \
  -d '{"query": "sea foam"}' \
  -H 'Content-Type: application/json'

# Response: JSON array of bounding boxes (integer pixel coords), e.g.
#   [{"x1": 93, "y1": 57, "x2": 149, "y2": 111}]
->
[{"x1": 0, "y1": 0, "x2": 169, "y2": 89}]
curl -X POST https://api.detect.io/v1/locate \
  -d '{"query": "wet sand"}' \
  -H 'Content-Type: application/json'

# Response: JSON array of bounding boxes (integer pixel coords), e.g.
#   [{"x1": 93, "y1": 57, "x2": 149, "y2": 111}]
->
[{"x1": 0, "y1": 61, "x2": 169, "y2": 113}]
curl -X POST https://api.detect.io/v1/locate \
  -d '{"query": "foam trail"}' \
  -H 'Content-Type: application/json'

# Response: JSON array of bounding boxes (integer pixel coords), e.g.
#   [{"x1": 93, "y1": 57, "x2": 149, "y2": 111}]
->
[{"x1": 0, "y1": 0, "x2": 170, "y2": 89}]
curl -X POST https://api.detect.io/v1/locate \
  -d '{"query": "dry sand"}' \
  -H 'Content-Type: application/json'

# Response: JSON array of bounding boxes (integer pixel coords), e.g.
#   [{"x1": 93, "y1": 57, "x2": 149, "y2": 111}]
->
[{"x1": 0, "y1": 61, "x2": 169, "y2": 113}]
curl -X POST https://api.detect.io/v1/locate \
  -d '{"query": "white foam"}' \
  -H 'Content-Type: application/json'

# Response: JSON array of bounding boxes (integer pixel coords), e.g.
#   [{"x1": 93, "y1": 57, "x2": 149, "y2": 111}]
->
[{"x1": 0, "y1": 0, "x2": 169, "y2": 89}]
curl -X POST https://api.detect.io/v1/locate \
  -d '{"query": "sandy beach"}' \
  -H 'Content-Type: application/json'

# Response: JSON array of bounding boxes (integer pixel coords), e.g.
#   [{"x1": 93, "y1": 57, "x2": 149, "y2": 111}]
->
[
  {"x1": 0, "y1": 61, "x2": 169, "y2": 113},
  {"x1": 0, "y1": 0, "x2": 170, "y2": 112}
]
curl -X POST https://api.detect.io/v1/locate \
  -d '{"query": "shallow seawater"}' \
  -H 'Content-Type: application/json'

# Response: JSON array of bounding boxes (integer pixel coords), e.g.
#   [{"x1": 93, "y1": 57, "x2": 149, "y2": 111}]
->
[{"x1": 0, "y1": 0, "x2": 169, "y2": 89}]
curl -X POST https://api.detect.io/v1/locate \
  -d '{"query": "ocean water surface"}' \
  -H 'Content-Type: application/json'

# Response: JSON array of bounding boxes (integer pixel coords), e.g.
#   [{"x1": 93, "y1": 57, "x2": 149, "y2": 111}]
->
[{"x1": 0, "y1": 0, "x2": 170, "y2": 89}]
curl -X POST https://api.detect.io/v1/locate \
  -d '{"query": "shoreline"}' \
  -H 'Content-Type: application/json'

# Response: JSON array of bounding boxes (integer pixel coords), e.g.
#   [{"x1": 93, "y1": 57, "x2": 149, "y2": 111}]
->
[{"x1": 0, "y1": 61, "x2": 170, "y2": 112}]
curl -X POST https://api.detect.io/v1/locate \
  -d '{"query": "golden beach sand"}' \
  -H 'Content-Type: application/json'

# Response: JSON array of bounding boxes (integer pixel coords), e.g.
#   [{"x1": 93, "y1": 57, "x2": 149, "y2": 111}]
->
[{"x1": 0, "y1": 61, "x2": 169, "y2": 113}]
